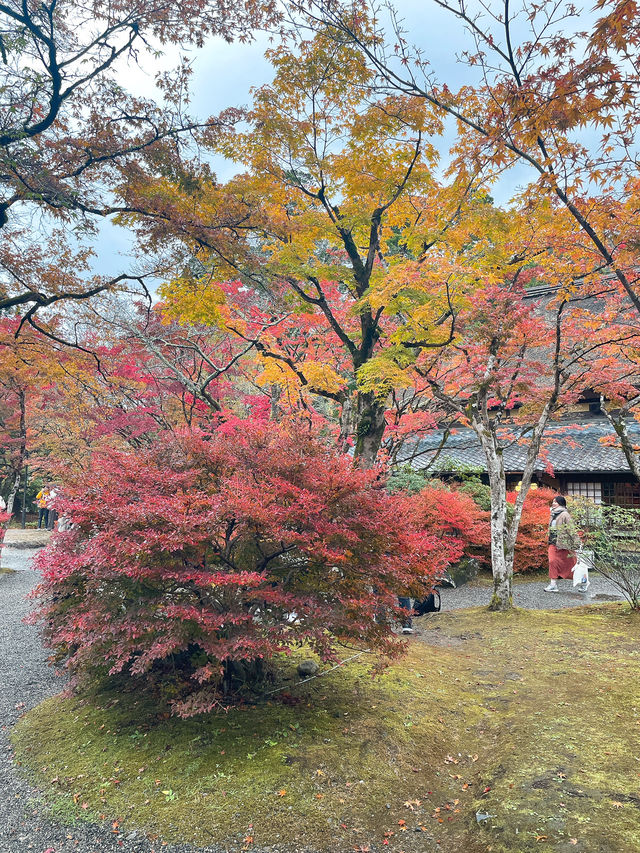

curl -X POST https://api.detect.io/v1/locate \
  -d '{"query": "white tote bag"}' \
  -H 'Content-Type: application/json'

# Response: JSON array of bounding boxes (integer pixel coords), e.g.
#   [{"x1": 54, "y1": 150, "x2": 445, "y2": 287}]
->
[{"x1": 572, "y1": 553, "x2": 591, "y2": 588}]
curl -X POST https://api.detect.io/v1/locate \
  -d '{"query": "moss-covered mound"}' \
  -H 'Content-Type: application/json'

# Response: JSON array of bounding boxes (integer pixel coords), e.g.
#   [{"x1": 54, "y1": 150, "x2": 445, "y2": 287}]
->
[{"x1": 12, "y1": 604, "x2": 640, "y2": 852}]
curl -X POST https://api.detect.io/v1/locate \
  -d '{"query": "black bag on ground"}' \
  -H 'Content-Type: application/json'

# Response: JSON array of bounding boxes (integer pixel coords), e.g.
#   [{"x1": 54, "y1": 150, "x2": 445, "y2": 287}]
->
[{"x1": 414, "y1": 590, "x2": 441, "y2": 615}]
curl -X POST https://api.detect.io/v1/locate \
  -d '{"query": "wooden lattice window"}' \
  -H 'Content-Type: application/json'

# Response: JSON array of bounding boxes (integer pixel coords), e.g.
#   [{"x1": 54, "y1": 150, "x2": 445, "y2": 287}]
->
[
  {"x1": 602, "y1": 481, "x2": 640, "y2": 508},
  {"x1": 566, "y1": 481, "x2": 602, "y2": 504}
]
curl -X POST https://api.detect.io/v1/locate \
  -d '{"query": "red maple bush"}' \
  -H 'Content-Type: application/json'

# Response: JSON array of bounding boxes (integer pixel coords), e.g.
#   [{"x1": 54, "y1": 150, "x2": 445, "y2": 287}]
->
[
  {"x1": 423, "y1": 481, "x2": 554, "y2": 574},
  {"x1": 510, "y1": 487, "x2": 556, "y2": 573},
  {"x1": 33, "y1": 421, "x2": 457, "y2": 717},
  {"x1": 410, "y1": 483, "x2": 489, "y2": 564}
]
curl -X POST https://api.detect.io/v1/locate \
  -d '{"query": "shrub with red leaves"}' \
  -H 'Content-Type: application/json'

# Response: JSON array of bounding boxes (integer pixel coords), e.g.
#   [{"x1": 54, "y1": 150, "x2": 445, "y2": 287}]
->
[
  {"x1": 410, "y1": 483, "x2": 489, "y2": 565},
  {"x1": 422, "y1": 481, "x2": 555, "y2": 574},
  {"x1": 510, "y1": 487, "x2": 557, "y2": 573},
  {"x1": 32, "y1": 421, "x2": 459, "y2": 716}
]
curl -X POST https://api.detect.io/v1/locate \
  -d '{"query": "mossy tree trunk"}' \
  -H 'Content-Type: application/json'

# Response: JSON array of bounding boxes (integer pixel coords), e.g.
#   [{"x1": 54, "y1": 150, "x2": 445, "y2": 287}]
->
[
  {"x1": 353, "y1": 392, "x2": 388, "y2": 468},
  {"x1": 473, "y1": 393, "x2": 561, "y2": 611},
  {"x1": 477, "y1": 427, "x2": 513, "y2": 611}
]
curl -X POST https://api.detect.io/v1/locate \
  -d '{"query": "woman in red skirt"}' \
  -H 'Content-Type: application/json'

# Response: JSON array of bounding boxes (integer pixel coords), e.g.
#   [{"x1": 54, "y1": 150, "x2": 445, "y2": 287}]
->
[{"x1": 545, "y1": 495, "x2": 585, "y2": 592}]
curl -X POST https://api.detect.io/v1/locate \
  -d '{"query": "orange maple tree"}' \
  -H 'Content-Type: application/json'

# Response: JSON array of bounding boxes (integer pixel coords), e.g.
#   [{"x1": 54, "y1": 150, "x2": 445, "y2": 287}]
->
[{"x1": 310, "y1": 0, "x2": 640, "y2": 315}]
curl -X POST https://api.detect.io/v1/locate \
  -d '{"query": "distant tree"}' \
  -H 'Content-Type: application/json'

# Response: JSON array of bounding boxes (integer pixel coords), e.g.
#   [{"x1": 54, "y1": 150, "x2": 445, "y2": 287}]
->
[{"x1": 0, "y1": 317, "x2": 63, "y2": 510}]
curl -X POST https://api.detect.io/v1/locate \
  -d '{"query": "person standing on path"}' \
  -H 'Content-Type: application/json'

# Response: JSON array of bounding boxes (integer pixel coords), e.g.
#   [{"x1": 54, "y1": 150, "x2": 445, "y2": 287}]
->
[
  {"x1": 45, "y1": 485, "x2": 58, "y2": 530},
  {"x1": 545, "y1": 495, "x2": 585, "y2": 593},
  {"x1": 36, "y1": 484, "x2": 50, "y2": 530}
]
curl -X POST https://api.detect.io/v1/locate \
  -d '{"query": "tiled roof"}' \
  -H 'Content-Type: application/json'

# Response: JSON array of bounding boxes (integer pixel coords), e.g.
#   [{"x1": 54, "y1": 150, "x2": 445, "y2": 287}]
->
[{"x1": 398, "y1": 415, "x2": 640, "y2": 475}]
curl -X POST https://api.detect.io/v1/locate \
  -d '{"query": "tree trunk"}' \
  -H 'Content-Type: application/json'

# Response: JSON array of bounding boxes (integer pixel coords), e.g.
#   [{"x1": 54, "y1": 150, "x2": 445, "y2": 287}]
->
[
  {"x1": 338, "y1": 395, "x2": 354, "y2": 453},
  {"x1": 0, "y1": 391, "x2": 27, "y2": 565},
  {"x1": 601, "y1": 400, "x2": 640, "y2": 482},
  {"x1": 5, "y1": 470, "x2": 21, "y2": 517},
  {"x1": 1, "y1": 468, "x2": 22, "y2": 566},
  {"x1": 270, "y1": 383, "x2": 282, "y2": 422},
  {"x1": 353, "y1": 392, "x2": 387, "y2": 468},
  {"x1": 475, "y1": 404, "x2": 559, "y2": 611},
  {"x1": 481, "y1": 439, "x2": 513, "y2": 611}
]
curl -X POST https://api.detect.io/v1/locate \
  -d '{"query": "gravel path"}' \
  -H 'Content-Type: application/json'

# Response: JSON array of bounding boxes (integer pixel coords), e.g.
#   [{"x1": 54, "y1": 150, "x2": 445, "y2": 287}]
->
[
  {"x1": 0, "y1": 550, "x2": 625, "y2": 853},
  {"x1": 439, "y1": 571, "x2": 624, "y2": 611}
]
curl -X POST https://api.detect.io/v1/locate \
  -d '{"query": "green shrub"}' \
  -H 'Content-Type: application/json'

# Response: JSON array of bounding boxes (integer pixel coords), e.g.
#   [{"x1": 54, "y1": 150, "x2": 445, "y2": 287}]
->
[{"x1": 571, "y1": 500, "x2": 640, "y2": 609}]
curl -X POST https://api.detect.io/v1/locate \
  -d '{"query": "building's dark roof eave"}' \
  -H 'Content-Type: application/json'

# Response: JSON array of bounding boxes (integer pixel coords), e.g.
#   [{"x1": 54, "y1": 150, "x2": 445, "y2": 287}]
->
[{"x1": 398, "y1": 415, "x2": 640, "y2": 476}]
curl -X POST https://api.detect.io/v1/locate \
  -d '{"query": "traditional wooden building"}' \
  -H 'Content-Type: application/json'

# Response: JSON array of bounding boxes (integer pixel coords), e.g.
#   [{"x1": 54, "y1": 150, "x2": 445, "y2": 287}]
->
[{"x1": 398, "y1": 411, "x2": 640, "y2": 507}]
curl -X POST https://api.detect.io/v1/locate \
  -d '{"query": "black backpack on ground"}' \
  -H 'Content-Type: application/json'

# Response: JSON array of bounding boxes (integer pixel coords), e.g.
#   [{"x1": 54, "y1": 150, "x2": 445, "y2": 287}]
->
[{"x1": 414, "y1": 590, "x2": 441, "y2": 615}]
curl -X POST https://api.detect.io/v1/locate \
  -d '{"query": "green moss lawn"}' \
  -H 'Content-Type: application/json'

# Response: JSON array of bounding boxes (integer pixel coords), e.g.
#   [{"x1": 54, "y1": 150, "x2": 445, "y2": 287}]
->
[{"x1": 12, "y1": 604, "x2": 640, "y2": 852}]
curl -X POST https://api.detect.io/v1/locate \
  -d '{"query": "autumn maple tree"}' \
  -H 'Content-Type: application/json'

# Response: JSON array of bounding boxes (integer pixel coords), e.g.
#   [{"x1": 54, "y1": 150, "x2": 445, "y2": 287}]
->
[
  {"x1": 32, "y1": 420, "x2": 458, "y2": 716},
  {"x1": 129, "y1": 34, "x2": 498, "y2": 466},
  {"x1": 0, "y1": 318, "x2": 72, "y2": 507},
  {"x1": 309, "y1": 0, "x2": 640, "y2": 308},
  {"x1": 305, "y1": 0, "x2": 640, "y2": 459},
  {"x1": 376, "y1": 190, "x2": 640, "y2": 609},
  {"x1": 0, "y1": 316, "x2": 84, "y2": 558}
]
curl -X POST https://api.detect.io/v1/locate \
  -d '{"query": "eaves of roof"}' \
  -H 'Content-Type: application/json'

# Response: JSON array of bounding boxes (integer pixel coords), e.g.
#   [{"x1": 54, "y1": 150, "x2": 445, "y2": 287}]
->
[{"x1": 398, "y1": 416, "x2": 640, "y2": 475}]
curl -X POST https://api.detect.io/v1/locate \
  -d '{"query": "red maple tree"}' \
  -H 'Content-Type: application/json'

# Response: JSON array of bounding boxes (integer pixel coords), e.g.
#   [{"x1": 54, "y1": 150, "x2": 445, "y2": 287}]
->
[{"x1": 32, "y1": 419, "x2": 460, "y2": 716}]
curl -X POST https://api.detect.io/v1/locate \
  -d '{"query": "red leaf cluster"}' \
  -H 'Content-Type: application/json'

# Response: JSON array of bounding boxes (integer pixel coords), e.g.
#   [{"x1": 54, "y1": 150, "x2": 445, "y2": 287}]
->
[
  {"x1": 510, "y1": 487, "x2": 557, "y2": 574},
  {"x1": 410, "y1": 484, "x2": 489, "y2": 560}
]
